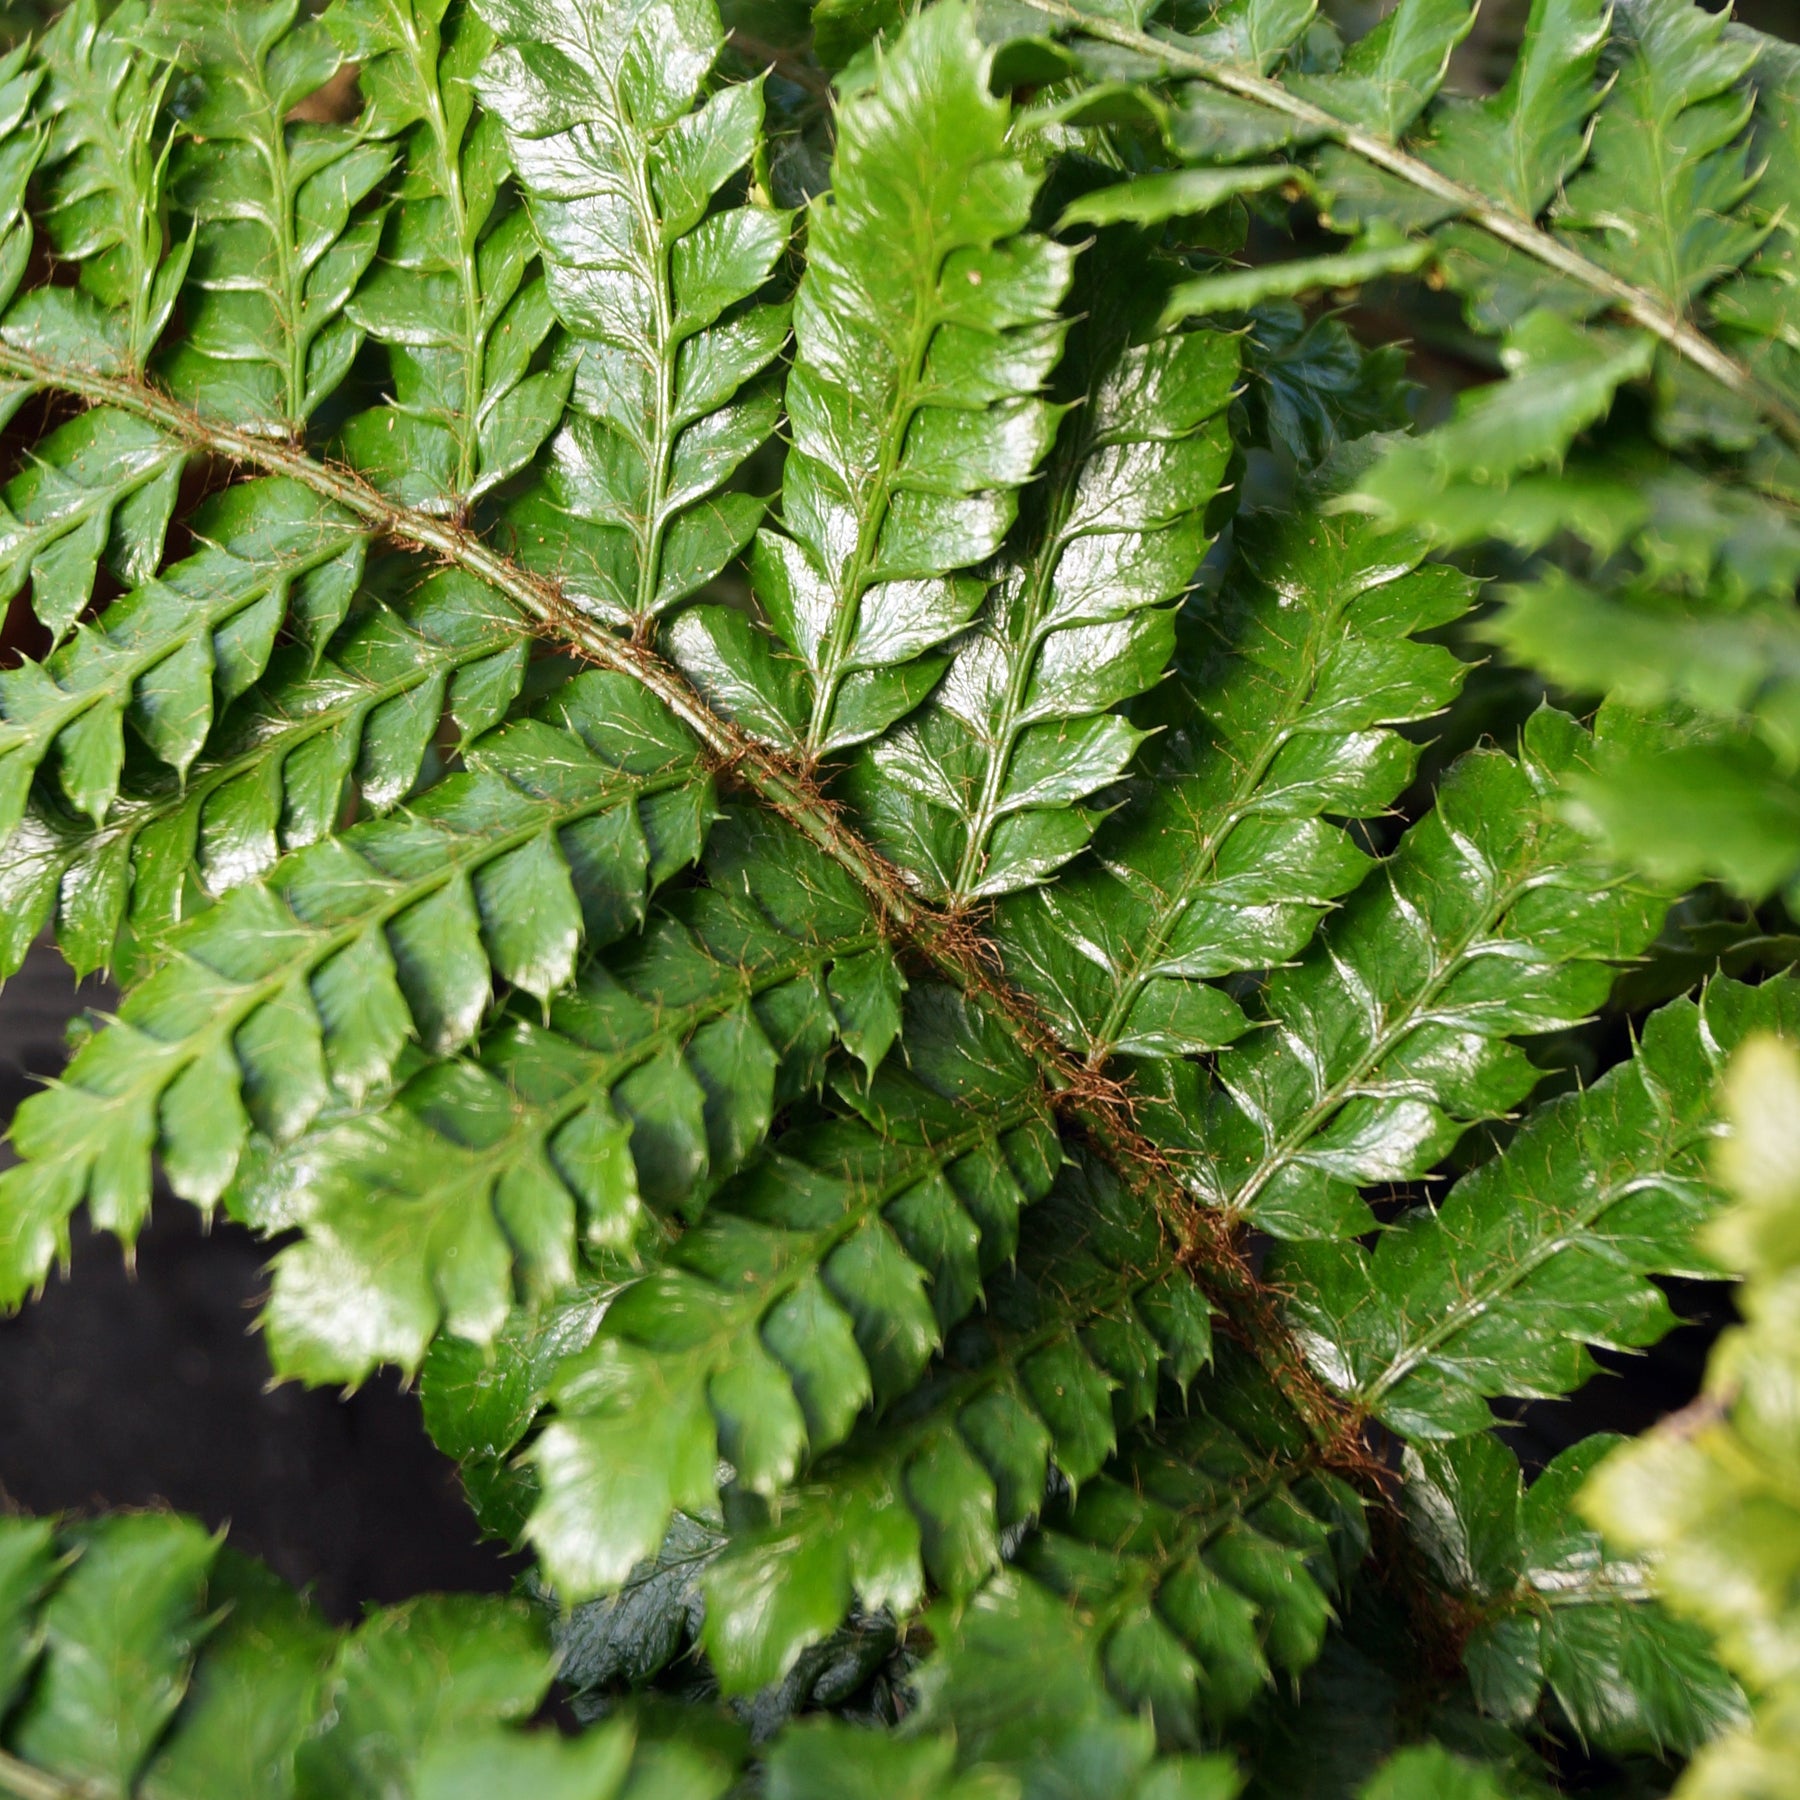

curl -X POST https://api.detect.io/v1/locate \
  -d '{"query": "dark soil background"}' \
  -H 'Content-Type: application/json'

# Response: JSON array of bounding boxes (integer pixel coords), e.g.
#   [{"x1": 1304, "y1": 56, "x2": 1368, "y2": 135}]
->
[{"x1": 0, "y1": 944, "x2": 516, "y2": 1618}]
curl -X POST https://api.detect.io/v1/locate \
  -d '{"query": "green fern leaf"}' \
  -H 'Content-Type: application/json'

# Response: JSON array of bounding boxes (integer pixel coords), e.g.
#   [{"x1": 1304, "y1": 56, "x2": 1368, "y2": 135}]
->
[
  {"x1": 846, "y1": 238, "x2": 1236, "y2": 903},
  {"x1": 1423, "y1": 0, "x2": 1610, "y2": 220},
  {"x1": 472, "y1": 0, "x2": 788, "y2": 628},
  {"x1": 997, "y1": 507, "x2": 1473, "y2": 1070},
  {"x1": 1358, "y1": 1745, "x2": 1511, "y2": 1800},
  {"x1": 0, "y1": 5, "x2": 1787, "y2": 1779},
  {"x1": 331, "y1": 0, "x2": 568, "y2": 515},
  {"x1": 684, "y1": 1151, "x2": 1205, "y2": 1691},
  {"x1": 672, "y1": 0, "x2": 1075, "y2": 755},
  {"x1": 1010, "y1": 1408, "x2": 1365, "y2": 1743},
  {"x1": 36, "y1": 0, "x2": 189, "y2": 371},
  {"x1": 1291, "y1": 0, "x2": 1475, "y2": 140},
  {"x1": 1559, "y1": 0, "x2": 1764, "y2": 317},
  {"x1": 0, "y1": 1508, "x2": 724, "y2": 1800},
  {"x1": 241, "y1": 809, "x2": 914, "y2": 1382},
  {"x1": 1, "y1": 563, "x2": 532, "y2": 981},
  {"x1": 8, "y1": 1513, "x2": 221, "y2": 1791},
  {"x1": 1156, "y1": 710, "x2": 1668, "y2": 1239},
  {"x1": 0, "y1": 478, "x2": 366, "y2": 867},
  {"x1": 140, "y1": 0, "x2": 391, "y2": 431},
  {"x1": 0, "y1": 671, "x2": 707, "y2": 1311},
  {"x1": 1279, "y1": 973, "x2": 1800, "y2": 1438},
  {"x1": 0, "y1": 43, "x2": 44, "y2": 391},
  {"x1": 521, "y1": 980, "x2": 1055, "y2": 1597},
  {"x1": 1580, "y1": 1030, "x2": 1800, "y2": 1798},
  {"x1": 0, "y1": 405, "x2": 185, "y2": 641},
  {"x1": 1405, "y1": 1434, "x2": 1744, "y2": 1757},
  {"x1": 880, "y1": 1577, "x2": 1244, "y2": 1800}
]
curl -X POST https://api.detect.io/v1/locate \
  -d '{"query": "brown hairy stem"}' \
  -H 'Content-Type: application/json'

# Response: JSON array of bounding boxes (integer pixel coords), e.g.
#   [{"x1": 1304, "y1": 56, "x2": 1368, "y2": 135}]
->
[{"x1": 0, "y1": 340, "x2": 1396, "y2": 1499}]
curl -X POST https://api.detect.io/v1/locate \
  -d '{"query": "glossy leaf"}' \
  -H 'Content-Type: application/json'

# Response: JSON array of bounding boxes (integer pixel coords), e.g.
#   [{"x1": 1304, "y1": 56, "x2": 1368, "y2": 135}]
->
[
  {"x1": 142, "y1": 0, "x2": 391, "y2": 430},
  {"x1": 0, "y1": 672, "x2": 709, "y2": 1321},
  {"x1": 848, "y1": 240, "x2": 1235, "y2": 903},
  {"x1": 1280, "y1": 975, "x2": 1800, "y2": 1436},
  {"x1": 703, "y1": 0, "x2": 1074, "y2": 754},
  {"x1": 473, "y1": 0, "x2": 788, "y2": 626}
]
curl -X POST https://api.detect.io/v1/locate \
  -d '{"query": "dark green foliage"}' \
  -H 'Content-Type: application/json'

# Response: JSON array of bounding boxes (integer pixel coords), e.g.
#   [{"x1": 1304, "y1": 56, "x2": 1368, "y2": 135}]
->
[
  {"x1": 0, "y1": 0, "x2": 1790, "y2": 1794},
  {"x1": 0, "y1": 1507, "x2": 756, "y2": 1800}
]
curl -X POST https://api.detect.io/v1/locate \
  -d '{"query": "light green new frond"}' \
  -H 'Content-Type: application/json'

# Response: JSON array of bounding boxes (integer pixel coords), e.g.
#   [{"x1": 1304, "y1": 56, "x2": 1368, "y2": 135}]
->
[
  {"x1": 238, "y1": 807, "x2": 908, "y2": 1383},
  {"x1": 1150, "y1": 709, "x2": 1669, "y2": 1240},
  {"x1": 1405, "y1": 1434, "x2": 1744, "y2": 1759},
  {"x1": 142, "y1": 0, "x2": 392, "y2": 432},
  {"x1": 35, "y1": 0, "x2": 188, "y2": 371},
  {"x1": 846, "y1": 238, "x2": 1237, "y2": 904},
  {"x1": 0, "y1": 478, "x2": 366, "y2": 873},
  {"x1": 677, "y1": 0, "x2": 1074, "y2": 757},
  {"x1": 0, "y1": 563, "x2": 533, "y2": 982},
  {"x1": 473, "y1": 0, "x2": 788, "y2": 629},
  {"x1": 997, "y1": 507, "x2": 1472, "y2": 1070},
  {"x1": 0, "y1": 672, "x2": 708, "y2": 1313},
  {"x1": 331, "y1": 0, "x2": 568, "y2": 514},
  {"x1": 1581, "y1": 1029, "x2": 1800, "y2": 1799},
  {"x1": 1278, "y1": 973, "x2": 1800, "y2": 1439}
]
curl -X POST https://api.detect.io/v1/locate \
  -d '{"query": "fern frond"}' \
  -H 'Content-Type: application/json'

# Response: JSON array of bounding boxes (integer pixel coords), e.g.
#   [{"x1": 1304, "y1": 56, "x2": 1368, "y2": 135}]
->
[
  {"x1": 987, "y1": 0, "x2": 1800, "y2": 655},
  {"x1": 519, "y1": 980, "x2": 1055, "y2": 1597},
  {"x1": 0, "y1": 405, "x2": 185, "y2": 642},
  {"x1": 1581, "y1": 1030, "x2": 1800, "y2": 1799},
  {"x1": 674, "y1": 1151, "x2": 1214, "y2": 1692},
  {"x1": 0, "y1": 1508, "x2": 733, "y2": 1800},
  {"x1": 0, "y1": 671, "x2": 707, "y2": 1311},
  {"x1": 0, "y1": 42, "x2": 43, "y2": 390},
  {"x1": 140, "y1": 0, "x2": 391, "y2": 432},
  {"x1": 36, "y1": 0, "x2": 187, "y2": 372},
  {"x1": 329, "y1": 0, "x2": 568, "y2": 516},
  {"x1": 1006, "y1": 1407, "x2": 1365, "y2": 1744},
  {"x1": 891, "y1": 1578, "x2": 1245, "y2": 1800},
  {"x1": 1406, "y1": 1434, "x2": 1744, "y2": 1758},
  {"x1": 673, "y1": 0, "x2": 1075, "y2": 756},
  {"x1": 0, "y1": 478, "x2": 366, "y2": 866},
  {"x1": 997, "y1": 506, "x2": 1472, "y2": 1069},
  {"x1": 1148, "y1": 709, "x2": 1667, "y2": 1239},
  {"x1": 1278, "y1": 974, "x2": 1800, "y2": 1439},
  {"x1": 1, "y1": 563, "x2": 532, "y2": 981},
  {"x1": 0, "y1": 4, "x2": 1779, "y2": 1774},
  {"x1": 472, "y1": 0, "x2": 788, "y2": 628},
  {"x1": 846, "y1": 237, "x2": 1236, "y2": 903},
  {"x1": 235, "y1": 808, "x2": 915, "y2": 1382}
]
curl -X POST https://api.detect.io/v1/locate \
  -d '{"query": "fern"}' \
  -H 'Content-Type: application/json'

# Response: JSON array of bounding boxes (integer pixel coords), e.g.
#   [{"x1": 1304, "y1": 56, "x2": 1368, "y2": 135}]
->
[
  {"x1": 0, "y1": 0, "x2": 1793, "y2": 1792},
  {"x1": 978, "y1": 0, "x2": 1800, "y2": 913}
]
